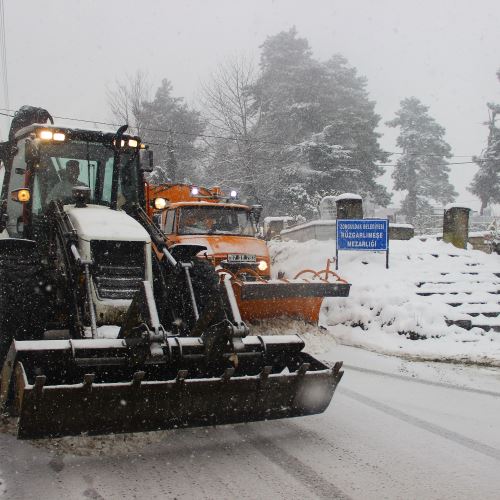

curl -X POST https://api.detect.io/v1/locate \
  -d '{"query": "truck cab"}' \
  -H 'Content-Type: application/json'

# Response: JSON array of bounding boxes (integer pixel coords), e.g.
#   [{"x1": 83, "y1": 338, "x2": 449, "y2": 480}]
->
[{"x1": 148, "y1": 184, "x2": 271, "y2": 279}]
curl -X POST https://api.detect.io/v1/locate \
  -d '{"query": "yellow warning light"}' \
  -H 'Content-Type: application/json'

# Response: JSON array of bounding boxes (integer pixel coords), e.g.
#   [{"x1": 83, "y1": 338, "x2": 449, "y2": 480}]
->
[
  {"x1": 11, "y1": 188, "x2": 31, "y2": 203},
  {"x1": 53, "y1": 132, "x2": 66, "y2": 141},
  {"x1": 39, "y1": 130, "x2": 53, "y2": 140}
]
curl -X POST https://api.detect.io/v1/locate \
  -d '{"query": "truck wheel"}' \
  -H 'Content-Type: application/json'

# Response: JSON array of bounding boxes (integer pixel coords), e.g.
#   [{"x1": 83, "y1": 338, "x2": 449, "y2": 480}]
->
[
  {"x1": 160, "y1": 257, "x2": 226, "y2": 335},
  {"x1": 0, "y1": 254, "x2": 47, "y2": 367}
]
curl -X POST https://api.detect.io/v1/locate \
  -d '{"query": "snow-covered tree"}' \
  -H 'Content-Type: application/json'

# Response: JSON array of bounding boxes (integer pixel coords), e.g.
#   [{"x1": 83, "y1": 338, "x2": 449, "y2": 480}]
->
[
  {"x1": 387, "y1": 97, "x2": 456, "y2": 223},
  {"x1": 251, "y1": 28, "x2": 389, "y2": 216},
  {"x1": 469, "y1": 96, "x2": 500, "y2": 214},
  {"x1": 141, "y1": 79, "x2": 205, "y2": 183},
  {"x1": 108, "y1": 77, "x2": 205, "y2": 184}
]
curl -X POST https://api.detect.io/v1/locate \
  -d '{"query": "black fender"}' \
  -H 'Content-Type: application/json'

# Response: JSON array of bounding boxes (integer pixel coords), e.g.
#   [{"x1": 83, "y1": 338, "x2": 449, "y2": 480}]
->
[
  {"x1": 169, "y1": 244, "x2": 207, "y2": 263},
  {"x1": 0, "y1": 238, "x2": 37, "y2": 257}
]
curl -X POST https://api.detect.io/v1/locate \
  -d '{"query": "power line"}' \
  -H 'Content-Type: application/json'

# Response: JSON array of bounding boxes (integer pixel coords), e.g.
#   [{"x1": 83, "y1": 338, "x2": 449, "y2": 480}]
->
[{"x1": 0, "y1": 107, "x2": 489, "y2": 166}]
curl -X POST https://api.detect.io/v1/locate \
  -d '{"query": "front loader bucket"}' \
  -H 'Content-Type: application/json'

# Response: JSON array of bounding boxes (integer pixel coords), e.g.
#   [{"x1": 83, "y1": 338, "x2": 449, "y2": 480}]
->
[
  {"x1": 233, "y1": 280, "x2": 351, "y2": 323},
  {"x1": 1, "y1": 337, "x2": 343, "y2": 439}
]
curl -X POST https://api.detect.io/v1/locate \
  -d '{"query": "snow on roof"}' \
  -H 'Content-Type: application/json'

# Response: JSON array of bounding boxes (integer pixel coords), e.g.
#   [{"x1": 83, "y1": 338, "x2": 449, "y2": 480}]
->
[
  {"x1": 281, "y1": 219, "x2": 337, "y2": 234},
  {"x1": 169, "y1": 201, "x2": 250, "y2": 210},
  {"x1": 445, "y1": 203, "x2": 472, "y2": 211},
  {"x1": 335, "y1": 193, "x2": 362, "y2": 201},
  {"x1": 263, "y1": 216, "x2": 295, "y2": 222}
]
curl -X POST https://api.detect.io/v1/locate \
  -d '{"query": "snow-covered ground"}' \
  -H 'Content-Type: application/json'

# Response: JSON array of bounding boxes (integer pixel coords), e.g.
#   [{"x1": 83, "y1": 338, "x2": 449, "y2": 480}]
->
[
  {"x1": 1, "y1": 344, "x2": 499, "y2": 499},
  {"x1": 269, "y1": 237, "x2": 500, "y2": 365}
]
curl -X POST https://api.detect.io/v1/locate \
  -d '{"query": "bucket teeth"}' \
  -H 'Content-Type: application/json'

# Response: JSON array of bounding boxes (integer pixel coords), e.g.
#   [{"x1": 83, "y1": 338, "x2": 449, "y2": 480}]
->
[
  {"x1": 259, "y1": 366, "x2": 273, "y2": 380},
  {"x1": 34, "y1": 375, "x2": 46, "y2": 396},
  {"x1": 333, "y1": 361, "x2": 343, "y2": 375},
  {"x1": 221, "y1": 368, "x2": 235, "y2": 381},
  {"x1": 132, "y1": 371, "x2": 145, "y2": 389},
  {"x1": 83, "y1": 374, "x2": 95, "y2": 390},
  {"x1": 297, "y1": 363, "x2": 311, "y2": 375}
]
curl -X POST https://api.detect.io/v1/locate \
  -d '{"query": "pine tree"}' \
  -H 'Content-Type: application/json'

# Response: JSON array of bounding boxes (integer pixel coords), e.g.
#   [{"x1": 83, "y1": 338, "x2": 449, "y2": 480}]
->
[
  {"x1": 469, "y1": 98, "x2": 500, "y2": 215},
  {"x1": 251, "y1": 28, "x2": 389, "y2": 216},
  {"x1": 387, "y1": 98, "x2": 456, "y2": 223},
  {"x1": 141, "y1": 79, "x2": 205, "y2": 184}
]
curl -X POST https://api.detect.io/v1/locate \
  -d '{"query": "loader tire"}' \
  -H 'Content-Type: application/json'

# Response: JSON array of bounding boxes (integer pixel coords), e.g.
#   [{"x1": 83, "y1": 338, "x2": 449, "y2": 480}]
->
[
  {"x1": 158, "y1": 257, "x2": 226, "y2": 335},
  {"x1": 0, "y1": 254, "x2": 47, "y2": 366}
]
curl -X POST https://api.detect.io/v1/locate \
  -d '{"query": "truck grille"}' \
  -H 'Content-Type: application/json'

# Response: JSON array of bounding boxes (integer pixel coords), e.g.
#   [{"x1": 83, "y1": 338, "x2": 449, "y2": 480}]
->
[{"x1": 91, "y1": 241, "x2": 145, "y2": 300}]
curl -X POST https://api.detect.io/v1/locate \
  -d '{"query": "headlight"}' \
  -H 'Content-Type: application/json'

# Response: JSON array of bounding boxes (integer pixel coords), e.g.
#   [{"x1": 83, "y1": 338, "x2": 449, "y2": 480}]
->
[
  {"x1": 39, "y1": 130, "x2": 53, "y2": 140},
  {"x1": 258, "y1": 260, "x2": 268, "y2": 272},
  {"x1": 154, "y1": 197, "x2": 167, "y2": 210},
  {"x1": 53, "y1": 132, "x2": 65, "y2": 141}
]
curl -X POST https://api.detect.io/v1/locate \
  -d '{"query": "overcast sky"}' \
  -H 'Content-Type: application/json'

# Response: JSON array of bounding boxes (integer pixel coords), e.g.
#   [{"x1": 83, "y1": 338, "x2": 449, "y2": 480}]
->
[{"x1": 1, "y1": 0, "x2": 499, "y2": 209}]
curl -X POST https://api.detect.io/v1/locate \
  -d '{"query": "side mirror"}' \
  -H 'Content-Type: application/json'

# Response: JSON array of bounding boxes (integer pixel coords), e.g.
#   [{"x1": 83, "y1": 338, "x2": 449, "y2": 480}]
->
[
  {"x1": 139, "y1": 149, "x2": 153, "y2": 172},
  {"x1": 250, "y1": 204, "x2": 263, "y2": 224},
  {"x1": 11, "y1": 188, "x2": 31, "y2": 203},
  {"x1": 25, "y1": 138, "x2": 41, "y2": 164}
]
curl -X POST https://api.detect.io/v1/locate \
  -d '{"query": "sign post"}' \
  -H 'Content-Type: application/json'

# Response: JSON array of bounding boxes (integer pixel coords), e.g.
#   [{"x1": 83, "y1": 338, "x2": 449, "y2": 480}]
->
[{"x1": 336, "y1": 218, "x2": 389, "y2": 269}]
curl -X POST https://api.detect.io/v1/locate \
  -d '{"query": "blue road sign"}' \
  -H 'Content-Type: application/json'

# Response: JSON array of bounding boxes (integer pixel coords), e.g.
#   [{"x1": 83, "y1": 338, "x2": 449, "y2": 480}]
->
[{"x1": 336, "y1": 219, "x2": 389, "y2": 251}]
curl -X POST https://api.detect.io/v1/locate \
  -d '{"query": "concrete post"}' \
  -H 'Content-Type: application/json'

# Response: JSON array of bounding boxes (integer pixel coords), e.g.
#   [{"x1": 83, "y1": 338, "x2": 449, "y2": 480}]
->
[
  {"x1": 319, "y1": 196, "x2": 337, "y2": 220},
  {"x1": 443, "y1": 205, "x2": 471, "y2": 249},
  {"x1": 336, "y1": 193, "x2": 363, "y2": 220}
]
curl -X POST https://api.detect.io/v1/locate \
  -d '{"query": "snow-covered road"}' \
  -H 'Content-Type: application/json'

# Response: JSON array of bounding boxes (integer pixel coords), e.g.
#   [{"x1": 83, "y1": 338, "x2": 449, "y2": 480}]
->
[{"x1": 1, "y1": 345, "x2": 499, "y2": 500}]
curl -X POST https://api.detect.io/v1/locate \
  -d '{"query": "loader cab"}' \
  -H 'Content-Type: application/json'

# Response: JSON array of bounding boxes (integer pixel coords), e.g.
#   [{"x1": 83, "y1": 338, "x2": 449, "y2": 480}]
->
[{"x1": 0, "y1": 125, "x2": 146, "y2": 239}]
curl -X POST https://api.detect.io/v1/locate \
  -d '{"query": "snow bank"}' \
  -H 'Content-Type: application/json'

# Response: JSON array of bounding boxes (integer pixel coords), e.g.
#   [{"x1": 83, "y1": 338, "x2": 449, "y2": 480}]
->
[{"x1": 269, "y1": 238, "x2": 500, "y2": 365}]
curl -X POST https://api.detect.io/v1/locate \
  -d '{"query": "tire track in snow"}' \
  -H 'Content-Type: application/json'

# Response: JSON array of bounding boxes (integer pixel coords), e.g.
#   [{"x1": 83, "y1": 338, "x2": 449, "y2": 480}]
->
[
  {"x1": 344, "y1": 364, "x2": 500, "y2": 398},
  {"x1": 340, "y1": 387, "x2": 500, "y2": 462},
  {"x1": 0, "y1": 471, "x2": 4, "y2": 498},
  {"x1": 234, "y1": 425, "x2": 351, "y2": 500}
]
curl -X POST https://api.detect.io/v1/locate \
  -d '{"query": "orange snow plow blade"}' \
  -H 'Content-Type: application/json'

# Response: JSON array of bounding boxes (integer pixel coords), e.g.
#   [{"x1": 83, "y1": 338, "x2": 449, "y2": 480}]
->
[
  {"x1": 233, "y1": 281, "x2": 350, "y2": 323},
  {"x1": 223, "y1": 263, "x2": 351, "y2": 324}
]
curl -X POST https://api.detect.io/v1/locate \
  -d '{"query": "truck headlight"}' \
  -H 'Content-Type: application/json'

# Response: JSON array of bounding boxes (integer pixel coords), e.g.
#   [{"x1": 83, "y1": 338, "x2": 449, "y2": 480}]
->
[
  {"x1": 154, "y1": 197, "x2": 167, "y2": 210},
  {"x1": 258, "y1": 260, "x2": 268, "y2": 272}
]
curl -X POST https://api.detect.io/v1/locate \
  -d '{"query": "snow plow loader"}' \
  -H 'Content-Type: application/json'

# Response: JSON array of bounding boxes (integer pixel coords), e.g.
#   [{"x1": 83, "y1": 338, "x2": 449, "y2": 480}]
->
[
  {"x1": 0, "y1": 107, "x2": 344, "y2": 439},
  {"x1": 146, "y1": 183, "x2": 351, "y2": 324}
]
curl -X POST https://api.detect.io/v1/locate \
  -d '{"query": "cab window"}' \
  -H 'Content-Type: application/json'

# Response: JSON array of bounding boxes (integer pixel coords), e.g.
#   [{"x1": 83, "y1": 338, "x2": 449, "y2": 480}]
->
[
  {"x1": 164, "y1": 209, "x2": 175, "y2": 234},
  {"x1": 5, "y1": 141, "x2": 26, "y2": 237}
]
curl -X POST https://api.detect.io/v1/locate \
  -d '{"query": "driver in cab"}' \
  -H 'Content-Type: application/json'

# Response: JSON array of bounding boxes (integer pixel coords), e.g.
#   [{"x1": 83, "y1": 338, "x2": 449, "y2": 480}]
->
[{"x1": 47, "y1": 160, "x2": 87, "y2": 202}]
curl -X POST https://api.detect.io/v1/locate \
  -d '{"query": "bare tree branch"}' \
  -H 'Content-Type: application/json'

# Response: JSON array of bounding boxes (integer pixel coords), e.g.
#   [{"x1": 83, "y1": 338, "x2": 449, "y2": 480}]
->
[{"x1": 107, "y1": 70, "x2": 151, "y2": 136}]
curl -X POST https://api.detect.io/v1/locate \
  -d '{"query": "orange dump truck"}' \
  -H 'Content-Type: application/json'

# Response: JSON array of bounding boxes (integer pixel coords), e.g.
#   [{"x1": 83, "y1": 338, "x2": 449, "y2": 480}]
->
[{"x1": 146, "y1": 183, "x2": 350, "y2": 323}]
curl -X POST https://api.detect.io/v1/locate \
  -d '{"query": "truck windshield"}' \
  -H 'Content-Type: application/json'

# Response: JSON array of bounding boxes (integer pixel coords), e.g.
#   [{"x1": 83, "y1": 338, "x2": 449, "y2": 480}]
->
[
  {"x1": 178, "y1": 206, "x2": 256, "y2": 236},
  {"x1": 36, "y1": 140, "x2": 139, "y2": 209}
]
